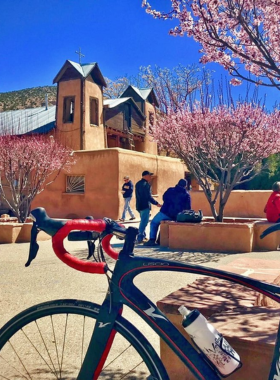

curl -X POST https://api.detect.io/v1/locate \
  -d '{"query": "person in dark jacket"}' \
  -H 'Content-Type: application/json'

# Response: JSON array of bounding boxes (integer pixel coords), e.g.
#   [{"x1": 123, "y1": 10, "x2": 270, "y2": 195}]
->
[
  {"x1": 144, "y1": 178, "x2": 191, "y2": 246},
  {"x1": 119, "y1": 176, "x2": 135, "y2": 222},
  {"x1": 264, "y1": 182, "x2": 280, "y2": 222},
  {"x1": 135, "y1": 170, "x2": 161, "y2": 243}
]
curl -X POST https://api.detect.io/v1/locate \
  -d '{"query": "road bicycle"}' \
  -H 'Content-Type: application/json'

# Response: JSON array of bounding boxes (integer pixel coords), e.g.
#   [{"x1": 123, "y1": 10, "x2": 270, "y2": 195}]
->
[{"x1": 1, "y1": 207, "x2": 280, "y2": 380}]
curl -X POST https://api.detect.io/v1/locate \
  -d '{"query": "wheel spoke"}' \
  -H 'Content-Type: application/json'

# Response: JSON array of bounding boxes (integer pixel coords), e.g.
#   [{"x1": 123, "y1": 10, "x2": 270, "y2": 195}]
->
[
  {"x1": 34, "y1": 320, "x2": 59, "y2": 377},
  {"x1": 0, "y1": 352, "x2": 30, "y2": 380},
  {"x1": 60, "y1": 314, "x2": 68, "y2": 377},
  {"x1": 21, "y1": 325, "x2": 58, "y2": 378},
  {"x1": 50, "y1": 315, "x2": 62, "y2": 376},
  {"x1": 119, "y1": 360, "x2": 145, "y2": 379},
  {"x1": 81, "y1": 316, "x2": 85, "y2": 368},
  {"x1": 0, "y1": 301, "x2": 165, "y2": 380}
]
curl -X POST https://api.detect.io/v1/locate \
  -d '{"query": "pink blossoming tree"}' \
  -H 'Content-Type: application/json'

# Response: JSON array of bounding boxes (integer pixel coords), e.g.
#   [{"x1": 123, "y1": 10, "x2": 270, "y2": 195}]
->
[
  {"x1": 142, "y1": 0, "x2": 280, "y2": 89},
  {"x1": 152, "y1": 103, "x2": 280, "y2": 221},
  {"x1": 0, "y1": 135, "x2": 75, "y2": 222}
]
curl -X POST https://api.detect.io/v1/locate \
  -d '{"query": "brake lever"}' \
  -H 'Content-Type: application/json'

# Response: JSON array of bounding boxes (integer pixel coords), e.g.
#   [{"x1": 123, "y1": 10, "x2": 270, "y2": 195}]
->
[
  {"x1": 25, "y1": 223, "x2": 40, "y2": 267},
  {"x1": 103, "y1": 218, "x2": 127, "y2": 240}
]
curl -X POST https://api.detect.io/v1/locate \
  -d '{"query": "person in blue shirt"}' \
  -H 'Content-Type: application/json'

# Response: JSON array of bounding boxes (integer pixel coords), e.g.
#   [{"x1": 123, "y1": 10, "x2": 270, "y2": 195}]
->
[
  {"x1": 144, "y1": 178, "x2": 191, "y2": 246},
  {"x1": 119, "y1": 176, "x2": 135, "y2": 222}
]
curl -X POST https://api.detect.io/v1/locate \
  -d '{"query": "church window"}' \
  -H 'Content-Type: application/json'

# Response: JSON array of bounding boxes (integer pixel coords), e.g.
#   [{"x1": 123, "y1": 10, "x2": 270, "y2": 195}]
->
[
  {"x1": 66, "y1": 176, "x2": 85, "y2": 193},
  {"x1": 63, "y1": 96, "x2": 75, "y2": 123},
  {"x1": 90, "y1": 97, "x2": 99, "y2": 125}
]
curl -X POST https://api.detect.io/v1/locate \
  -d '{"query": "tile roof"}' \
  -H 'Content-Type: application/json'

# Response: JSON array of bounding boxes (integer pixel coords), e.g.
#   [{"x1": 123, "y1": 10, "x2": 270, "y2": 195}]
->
[
  {"x1": 130, "y1": 86, "x2": 152, "y2": 100},
  {"x1": 53, "y1": 60, "x2": 107, "y2": 87},
  {"x1": 103, "y1": 97, "x2": 145, "y2": 119},
  {"x1": 0, "y1": 106, "x2": 56, "y2": 135},
  {"x1": 103, "y1": 97, "x2": 131, "y2": 108}
]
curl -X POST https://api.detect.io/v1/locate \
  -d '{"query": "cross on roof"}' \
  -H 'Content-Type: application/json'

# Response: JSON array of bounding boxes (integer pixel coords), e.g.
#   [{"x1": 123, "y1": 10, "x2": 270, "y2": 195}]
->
[{"x1": 75, "y1": 47, "x2": 85, "y2": 64}]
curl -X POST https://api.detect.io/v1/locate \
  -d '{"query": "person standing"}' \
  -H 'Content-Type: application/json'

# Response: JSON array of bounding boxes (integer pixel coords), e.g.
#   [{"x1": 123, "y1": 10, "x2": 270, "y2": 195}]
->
[
  {"x1": 135, "y1": 170, "x2": 161, "y2": 243},
  {"x1": 264, "y1": 181, "x2": 280, "y2": 222},
  {"x1": 120, "y1": 176, "x2": 135, "y2": 222},
  {"x1": 144, "y1": 179, "x2": 191, "y2": 246}
]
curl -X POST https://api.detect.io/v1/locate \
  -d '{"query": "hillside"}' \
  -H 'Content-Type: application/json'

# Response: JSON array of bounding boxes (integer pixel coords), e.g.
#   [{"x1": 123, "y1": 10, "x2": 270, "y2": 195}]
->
[{"x1": 0, "y1": 86, "x2": 57, "y2": 112}]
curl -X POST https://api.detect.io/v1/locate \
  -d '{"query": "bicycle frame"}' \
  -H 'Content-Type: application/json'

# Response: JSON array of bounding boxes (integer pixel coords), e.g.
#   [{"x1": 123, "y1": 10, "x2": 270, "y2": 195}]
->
[
  {"x1": 77, "y1": 242, "x2": 280, "y2": 380},
  {"x1": 24, "y1": 210, "x2": 280, "y2": 380}
]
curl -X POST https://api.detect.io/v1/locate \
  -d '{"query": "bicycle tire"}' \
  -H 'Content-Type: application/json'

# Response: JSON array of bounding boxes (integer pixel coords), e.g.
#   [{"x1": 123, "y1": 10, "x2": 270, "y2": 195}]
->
[{"x1": 0, "y1": 299, "x2": 169, "y2": 380}]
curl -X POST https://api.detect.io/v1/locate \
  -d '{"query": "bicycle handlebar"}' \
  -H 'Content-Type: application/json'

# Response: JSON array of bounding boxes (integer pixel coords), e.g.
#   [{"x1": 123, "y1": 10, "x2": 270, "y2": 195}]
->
[
  {"x1": 52, "y1": 219, "x2": 109, "y2": 274},
  {"x1": 26, "y1": 207, "x2": 127, "y2": 274}
]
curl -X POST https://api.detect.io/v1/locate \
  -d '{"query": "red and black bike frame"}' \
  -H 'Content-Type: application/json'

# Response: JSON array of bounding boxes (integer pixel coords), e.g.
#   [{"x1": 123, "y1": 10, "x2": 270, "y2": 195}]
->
[
  {"x1": 29, "y1": 213, "x2": 280, "y2": 380},
  {"x1": 76, "y1": 241, "x2": 280, "y2": 379}
]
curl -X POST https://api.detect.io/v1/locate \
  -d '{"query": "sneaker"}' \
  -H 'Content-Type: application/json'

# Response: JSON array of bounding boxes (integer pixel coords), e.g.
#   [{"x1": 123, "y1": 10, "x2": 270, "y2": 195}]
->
[
  {"x1": 129, "y1": 217, "x2": 136, "y2": 220},
  {"x1": 119, "y1": 218, "x2": 125, "y2": 222},
  {"x1": 136, "y1": 238, "x2": 148, "y2": 244},
  {"x1": 143, "y1": 239, "x2": 158, "y2": 247}
]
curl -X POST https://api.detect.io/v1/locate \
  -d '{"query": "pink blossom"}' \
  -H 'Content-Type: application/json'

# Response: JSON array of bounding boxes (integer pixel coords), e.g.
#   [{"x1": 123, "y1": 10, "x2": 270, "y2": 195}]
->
[
  {"x1": 143, "y1": 1, "x2": 280, "y2": 89},
  {"x1": 0, "y1": 134, "x2": 75, "y2": 222},
  {"x1": 150, "y1": 102, "x2": 280, "y2": 221},
  {"x1": 229, "y1": 78, "x2": 242, "y2": 86}
]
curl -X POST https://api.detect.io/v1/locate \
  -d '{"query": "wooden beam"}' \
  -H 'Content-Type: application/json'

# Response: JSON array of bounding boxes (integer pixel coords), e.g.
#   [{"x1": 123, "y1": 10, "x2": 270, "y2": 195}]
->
[{"x1": 106, "y1": 127, "x2": 144, "y2": 141}]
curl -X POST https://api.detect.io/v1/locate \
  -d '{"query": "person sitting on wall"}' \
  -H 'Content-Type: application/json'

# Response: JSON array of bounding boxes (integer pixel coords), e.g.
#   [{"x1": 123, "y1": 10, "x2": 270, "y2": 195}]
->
[
  {"x1": 144, "y1": 178, "x2": 191, "y2": 246},
  {"x1": 264, "y1": 182, "x2": 280, "y2": 223}
]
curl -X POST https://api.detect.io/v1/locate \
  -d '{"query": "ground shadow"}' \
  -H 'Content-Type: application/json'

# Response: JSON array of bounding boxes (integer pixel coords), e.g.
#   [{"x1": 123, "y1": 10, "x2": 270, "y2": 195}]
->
[{"x1": 71, "y1": 241, "x2": 232, "y2": 266}]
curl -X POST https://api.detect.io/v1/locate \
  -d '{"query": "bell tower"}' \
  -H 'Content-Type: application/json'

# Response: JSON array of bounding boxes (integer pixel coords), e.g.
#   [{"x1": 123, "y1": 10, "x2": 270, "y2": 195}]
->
[{"x1": 53, "y1": 60, "x2": 107, "y2": 151}]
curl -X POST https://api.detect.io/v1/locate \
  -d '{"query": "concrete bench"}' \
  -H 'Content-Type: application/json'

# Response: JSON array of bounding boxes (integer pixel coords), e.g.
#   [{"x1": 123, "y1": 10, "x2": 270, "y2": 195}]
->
[
  {"x1": 157, "y1": 280, "x2": 280, "y2": 380},
  {"x1": 157, "y1": 277, "x2": 257, "y2": 318},
  {"x1": 157, "y1": 259, "x2": 280, "y2": 380},
  {"x1": 0, "y1": 223, "x2": 50, "y2": 243},
  {"x1": 160, "y1": 219, "x2": 280, "y2": 252},
  {"x1": 158, "y1": 304, "x2": 280, "y2": 380},
  {"x1": 253, "y1": 220, "x2": 280, "y2": 251}
]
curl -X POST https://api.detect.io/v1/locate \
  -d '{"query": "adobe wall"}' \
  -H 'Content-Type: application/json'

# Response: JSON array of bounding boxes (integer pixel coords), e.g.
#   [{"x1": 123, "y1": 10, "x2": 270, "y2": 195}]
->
[
  {"x1": 191, "y1": 190, "x2": 270, "y2": 218},
  {"x1": 31, "y1": 148, "x2": 186, "y2": 220},
  {"x1": 56, "y1": 79, "x2": 82, "y2": 151},
  {"x1": 83, "y1": 78, "x2": 105, "y2": 150},
  {"x1": 143, "y1": 102, "x2": 158, "y2": 155}
]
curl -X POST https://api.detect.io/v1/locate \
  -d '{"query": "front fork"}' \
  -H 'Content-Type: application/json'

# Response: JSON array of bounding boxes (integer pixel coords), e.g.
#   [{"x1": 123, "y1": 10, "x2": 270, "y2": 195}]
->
[{"x1": 77, "y1": 298, "x2": 122, "y2": 380}]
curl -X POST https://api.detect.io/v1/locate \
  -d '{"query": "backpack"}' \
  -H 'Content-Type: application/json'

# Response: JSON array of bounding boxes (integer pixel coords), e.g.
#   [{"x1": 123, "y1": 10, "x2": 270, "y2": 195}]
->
[{"x1": 176, "y1": 209, "x2": 203, "y2": 223}]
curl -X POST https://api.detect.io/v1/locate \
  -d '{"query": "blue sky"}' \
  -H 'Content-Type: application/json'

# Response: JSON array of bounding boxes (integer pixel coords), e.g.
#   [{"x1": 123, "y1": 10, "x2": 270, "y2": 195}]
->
[{"x1": 0, "y1": 0, "x2": 279, "y2": 109}]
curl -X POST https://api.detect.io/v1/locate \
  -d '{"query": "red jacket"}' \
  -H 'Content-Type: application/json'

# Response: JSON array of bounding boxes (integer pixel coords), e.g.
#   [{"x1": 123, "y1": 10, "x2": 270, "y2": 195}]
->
[{"x1": 264, "y1": 192, "x2": 280, "y2": 222}]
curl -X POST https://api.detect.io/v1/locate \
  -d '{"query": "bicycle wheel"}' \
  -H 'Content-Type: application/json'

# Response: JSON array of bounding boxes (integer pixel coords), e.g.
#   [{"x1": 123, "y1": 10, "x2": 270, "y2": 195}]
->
[{"x1": 0, "y1": 299, "x2": 169, "y2": 380}]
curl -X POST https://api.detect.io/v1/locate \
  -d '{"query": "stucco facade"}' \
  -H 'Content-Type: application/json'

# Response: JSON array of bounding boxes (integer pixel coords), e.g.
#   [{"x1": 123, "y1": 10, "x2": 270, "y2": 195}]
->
[
  {"x1": 30, "y1": 60, "x2": 189, "y2": 220},
  {"x1": 1, "y1": 59, "x2": 190, "y2": 219},
  {"x1": 32, "y1": 148, "x2": 187, "y2": 219},
  {"x1": 191, "y1": 190, "x2": 270, "y2": 218}
]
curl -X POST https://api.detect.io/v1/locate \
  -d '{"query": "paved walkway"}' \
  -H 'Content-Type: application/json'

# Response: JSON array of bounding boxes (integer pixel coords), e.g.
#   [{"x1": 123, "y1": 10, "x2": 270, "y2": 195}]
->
[{"x1": 0, "y1": 219, "x2": 280, "y2": 371}]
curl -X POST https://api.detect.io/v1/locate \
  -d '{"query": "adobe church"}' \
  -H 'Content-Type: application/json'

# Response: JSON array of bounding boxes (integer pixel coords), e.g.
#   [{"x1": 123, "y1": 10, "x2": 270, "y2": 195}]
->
[{"x1": 1, "y1": 59, "x2": 188, "y2": 220}]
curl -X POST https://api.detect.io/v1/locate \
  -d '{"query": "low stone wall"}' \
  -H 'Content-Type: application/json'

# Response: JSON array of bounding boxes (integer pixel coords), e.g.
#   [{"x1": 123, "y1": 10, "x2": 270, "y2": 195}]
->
[
  {"x1": 191, "y1": 190, "x2": 270, "y2": 219},
  {"x1": 0, "y1": 223, "x2": 50, "y2": 244},
  {"x1": 160, "y1": 220, "x2": 280, "y2": 253},
  {"x1": 157, "y1": 258, "x2": 280, "y2": 380}
]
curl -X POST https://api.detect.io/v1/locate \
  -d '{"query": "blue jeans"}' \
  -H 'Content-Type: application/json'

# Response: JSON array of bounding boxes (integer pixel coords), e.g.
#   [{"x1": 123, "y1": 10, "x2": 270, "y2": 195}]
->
[
  {"x1": 137, "y1": 208, "x2": 150, "y2": 242},
  {"x1": 121, "y1": 197, "x2": 135, "y2": 219},
  {"x1": 150, "y1": 211, "x2": 172, "y2": 240}
]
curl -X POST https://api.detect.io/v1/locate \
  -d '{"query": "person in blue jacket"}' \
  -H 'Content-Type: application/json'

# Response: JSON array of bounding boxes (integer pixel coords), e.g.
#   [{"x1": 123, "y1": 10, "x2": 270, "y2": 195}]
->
[
  {"x1": 135, "y1": 170, "x2": 161, "y2": 243},
  {"x1": 144, "y1": 178, "x2": 191, "y2": 246},
  {"x1": 119, "y1": 176, "x2": 135, "y2": 222}
]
